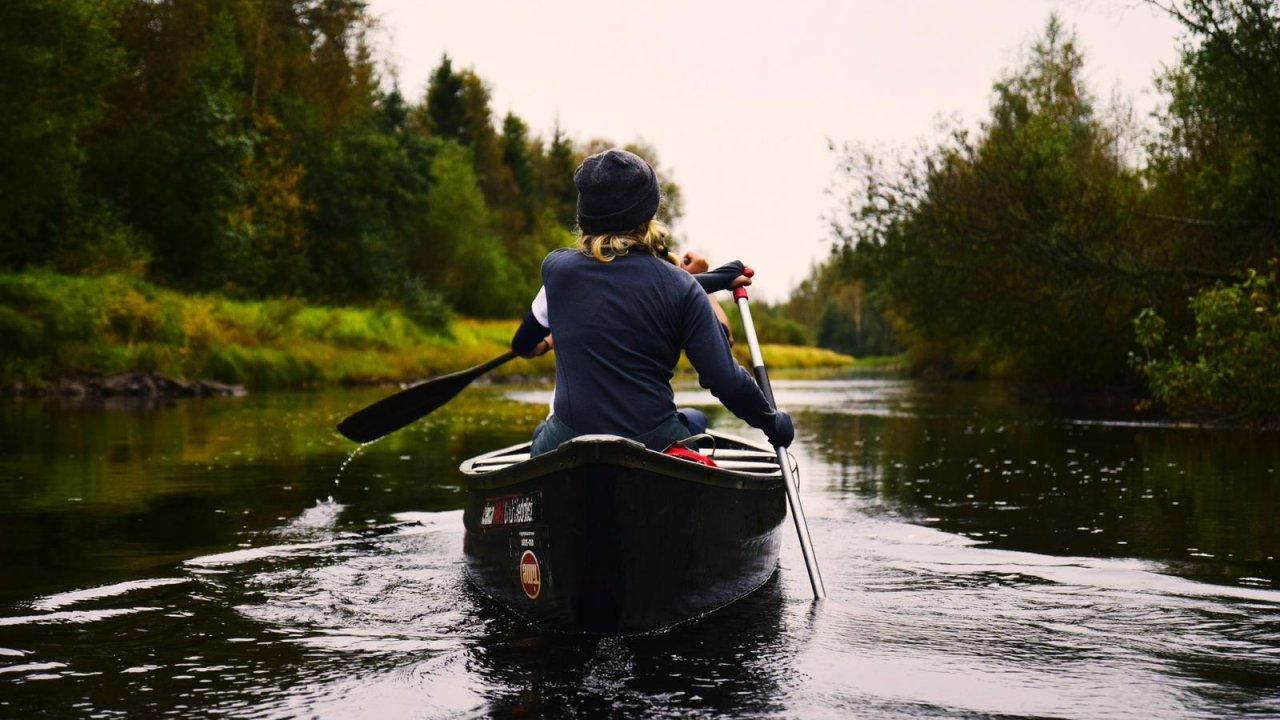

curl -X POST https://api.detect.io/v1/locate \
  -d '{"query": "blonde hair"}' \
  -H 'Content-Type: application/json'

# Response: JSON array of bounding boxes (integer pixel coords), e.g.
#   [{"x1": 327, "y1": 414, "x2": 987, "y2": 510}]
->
[{"x1": 578, "y1": 218, "x2": 673, "y2": 264}]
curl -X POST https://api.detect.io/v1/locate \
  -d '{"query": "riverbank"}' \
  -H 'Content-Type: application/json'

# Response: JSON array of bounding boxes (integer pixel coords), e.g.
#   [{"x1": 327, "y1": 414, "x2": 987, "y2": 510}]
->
[{"x1": 0, "y1": 271, "x2": 856, "y2": 393}]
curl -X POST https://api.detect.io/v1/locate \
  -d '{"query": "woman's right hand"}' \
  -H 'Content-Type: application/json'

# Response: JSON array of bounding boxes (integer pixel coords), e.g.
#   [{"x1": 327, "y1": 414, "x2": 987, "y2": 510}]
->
[
  {"x1": 767, "y1": 411, "x2": 794, "y2": 448},
  {"x1": 730, "y1": 274, "x2": 753, "y2": 289}
]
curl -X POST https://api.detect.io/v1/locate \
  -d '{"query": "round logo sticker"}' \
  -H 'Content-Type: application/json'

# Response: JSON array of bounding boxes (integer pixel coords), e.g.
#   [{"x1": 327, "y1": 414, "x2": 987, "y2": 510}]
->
[{"x1": 519, "y1": 550, "x2": 541, "y2": 600}]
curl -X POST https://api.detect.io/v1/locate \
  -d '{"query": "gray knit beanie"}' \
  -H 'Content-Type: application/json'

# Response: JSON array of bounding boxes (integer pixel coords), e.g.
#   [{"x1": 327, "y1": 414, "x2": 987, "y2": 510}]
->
[{"x1": 573, "y1": 149, "x2": 661, "y2": 234}]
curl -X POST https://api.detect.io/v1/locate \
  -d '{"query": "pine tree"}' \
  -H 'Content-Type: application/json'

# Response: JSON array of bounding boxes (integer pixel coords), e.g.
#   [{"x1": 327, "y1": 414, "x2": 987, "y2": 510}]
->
[
  {"x1": 501, "y1": 113, "x2": 535, "y2": 222},
  {"x1": 544, "y1": 121, "x2": 579, "y2": 228},
  {"x1": 421, "y1": 55, "x2": 466, "y2": 140}
]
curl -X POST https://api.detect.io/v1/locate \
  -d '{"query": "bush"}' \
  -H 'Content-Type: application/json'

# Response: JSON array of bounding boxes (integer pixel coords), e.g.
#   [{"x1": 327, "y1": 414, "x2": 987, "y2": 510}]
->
[
  {"x1": 399, "y1": 277, "x2": 454, "y2": 334},
  {"x1": 723, "y1": 300, "x2": 812, "y2": 347},
  {"x1": 0, "y1": 270, "x2": 522, "y2": 389},
  {"x1": 0, "y1": 305, "x2": 45, "y2": 358},
  {"x1": 1134, "y1": 265, "x2": 1280, "y2": 422}
]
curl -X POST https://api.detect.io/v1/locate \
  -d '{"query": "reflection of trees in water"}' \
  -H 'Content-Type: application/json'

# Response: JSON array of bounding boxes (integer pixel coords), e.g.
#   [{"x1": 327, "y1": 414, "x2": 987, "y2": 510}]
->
[
  {"x1": 470, "y1": 576, "x2": 799, "y2": 718},
  {"x1": 796, "y1": 384, "x2": 1280, "y2": 584},
  {"x1": 0, "y1": 387, "x2": 544, "y2": 602}
]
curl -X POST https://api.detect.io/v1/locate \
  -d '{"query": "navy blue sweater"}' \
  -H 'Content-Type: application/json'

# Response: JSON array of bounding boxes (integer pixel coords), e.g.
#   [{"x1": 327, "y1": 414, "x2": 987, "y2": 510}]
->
[{"x1": 513, "y1": 248, "x2": 781, "y2": 439}]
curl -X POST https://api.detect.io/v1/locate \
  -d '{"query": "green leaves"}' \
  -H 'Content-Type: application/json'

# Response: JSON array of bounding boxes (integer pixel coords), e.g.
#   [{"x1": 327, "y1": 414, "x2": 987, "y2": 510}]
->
[
  {"x1": 803, "y1": 5, "x2": 1279, "y2": 410},
  {"x1": 0, "y1": 2, "x2": 684, "y2": 328},
  {"x1": 0, "y1": 0, "x2": 122, "y2": 262},
  {"x1": 818, "y1": 15, "x2": 1145, "y2": 384},
  {"x1": 1134, "y1": 264, "x2": 1280, "y2": 422}
]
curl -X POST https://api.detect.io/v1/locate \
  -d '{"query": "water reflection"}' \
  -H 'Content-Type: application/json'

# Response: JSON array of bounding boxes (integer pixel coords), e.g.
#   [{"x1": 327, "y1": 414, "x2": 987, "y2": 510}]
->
[
  {"x1": 791, "y1": 383, "x2": 1280, "y2": 587},
  {"x1": 0, "y1": 378, "x2": 1277, "y2": 717},
  {"x1": 467, "y1": 578, "x2": 794, "y2": 718}
]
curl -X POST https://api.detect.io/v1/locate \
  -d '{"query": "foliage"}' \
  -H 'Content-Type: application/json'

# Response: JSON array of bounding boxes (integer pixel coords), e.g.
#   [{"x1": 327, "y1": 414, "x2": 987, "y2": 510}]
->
[
  {"x1": 797, "y1": 6, "x2": 1280, "y2": 405},
  {"x1": 0, "y1": 270, "x2": 553, "y2": 389},
  {"x1": 417, "y1": 143, "x2": 513, "y2": 316},
  {"x1": 397, "y1": 278, "x2": 454, "y2": 335},
  {"x1": 1134, "y1": 265, "x2": 1280, "y2": 421},
  {"x1": 741, "y1": 344, "x2": 855, "y2": 370},
  {"x1": 1145, "y1": 0, "x2": 1280, "y2": 274},
  {"x1": 0, "y1": 0, "x2": 124, "y2": 266},
  {"x1": 0, "y1": 270, "x2": 845, "y2": 389},
  {"x1": 0, "y1": 3, "x2": 682, "y2": 320},
  {"x1": 784, "y1": 250, "x2": 898, "y2": 358},
  {"x1": 719, "y1": 301, "x2": 812, "y2": 347},
  {"x1": 866, "y1": 17, "x2": 1148, "y2": 384}
]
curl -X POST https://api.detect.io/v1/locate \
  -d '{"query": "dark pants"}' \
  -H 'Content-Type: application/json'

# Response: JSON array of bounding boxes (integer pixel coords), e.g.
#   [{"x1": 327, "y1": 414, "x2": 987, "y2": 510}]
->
[{"x1": 530, "y1": 408, "x2": 708, "y2": 457}]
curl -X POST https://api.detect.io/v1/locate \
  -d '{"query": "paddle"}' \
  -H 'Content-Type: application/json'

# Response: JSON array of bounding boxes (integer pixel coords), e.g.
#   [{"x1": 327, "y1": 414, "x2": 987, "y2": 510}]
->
[
  {"x1": 733, "y1": 268, "x2": 828, "y2": 599},
  {"x1": 336, "y1": 351, "x2": 518, "y2": 443}
]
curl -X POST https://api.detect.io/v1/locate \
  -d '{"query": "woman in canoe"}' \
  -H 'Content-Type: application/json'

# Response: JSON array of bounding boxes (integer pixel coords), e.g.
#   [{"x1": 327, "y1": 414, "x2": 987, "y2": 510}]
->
[
  {"x1": 510, "y1": 148, "x2": 793, "y2": 456},
  {"x1": 524, "y1": 247, "x2": 743, "y2": 434}
]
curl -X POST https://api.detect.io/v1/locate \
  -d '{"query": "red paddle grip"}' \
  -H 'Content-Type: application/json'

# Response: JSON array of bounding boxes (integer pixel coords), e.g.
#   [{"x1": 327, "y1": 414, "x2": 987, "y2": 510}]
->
[{"x1": 732, "y1": 267, "x2": 754, "y2": 301}]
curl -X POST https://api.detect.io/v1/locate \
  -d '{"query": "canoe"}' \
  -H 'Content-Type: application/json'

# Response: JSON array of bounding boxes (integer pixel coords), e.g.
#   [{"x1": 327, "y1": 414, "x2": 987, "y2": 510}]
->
[{"x1": 459, "y1": 431, "x2": 787, "y2": 634}]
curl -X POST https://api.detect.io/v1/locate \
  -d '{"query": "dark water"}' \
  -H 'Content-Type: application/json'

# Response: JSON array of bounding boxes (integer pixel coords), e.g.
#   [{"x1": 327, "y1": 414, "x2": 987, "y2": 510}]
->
[{"x1": 1, "y1": 377, "x2": 1278, "y2": 718}]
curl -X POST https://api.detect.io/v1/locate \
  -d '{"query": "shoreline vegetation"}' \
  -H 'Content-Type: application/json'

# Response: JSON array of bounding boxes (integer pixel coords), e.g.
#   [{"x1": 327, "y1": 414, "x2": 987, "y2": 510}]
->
[
  {"x1": 0, "y1": 270, "x2": 857, "y2": 396},
  {"x1": 5, "y1": 1, "x2": 1274, "y2": 423},
  {"x1": 785, "y1": 7, "x2": 1280, "y2": 427},
  {"x1": 0, "y1": 1, "x2": 855, "y2": 405}
]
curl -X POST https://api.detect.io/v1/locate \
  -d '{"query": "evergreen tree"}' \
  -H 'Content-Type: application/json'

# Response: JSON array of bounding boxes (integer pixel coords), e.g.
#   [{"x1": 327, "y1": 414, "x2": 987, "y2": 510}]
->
[
  {"x1": 544, "y1": 121, "x2": 579, "y2": 228},
  {"x1": 502, "y1": 112, "x2": 536, "y2": 222},
  {"x1": 421, "y1": 55, "x2": 467, "y2": 140}
]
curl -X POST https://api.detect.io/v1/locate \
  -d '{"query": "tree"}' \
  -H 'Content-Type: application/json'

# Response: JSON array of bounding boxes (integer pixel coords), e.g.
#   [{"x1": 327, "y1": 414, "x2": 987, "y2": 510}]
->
[
  {"x1": 416, "y1": 142, "x2": 515, "y2": 316},
  {"x1": 0, "y1": 0, "x2": 679, "y2": 323},
  {"x1": 785, "y1": 248, "x2": 897, "y2": 357},
  {"x1": 814, "y1": 16, "x2": 1148, "y2": 383},
  {"x1": 87, "y1": 4, "x2": 255, "y2": 290},
  {"x1": 420, "y1": 54, "x2": 467, "y2": 140},
  {"x1": 1146, "y1": 0, "x2": 1280, "y2": 275},
  {"x1": 0, "y1": 0, "x2": 123, "y2": 267},
  {"x1": 1134, "y1": 264, "x2": 1280, "y2": 422},
  {"x1": 502, "y1": 112, "x2": 536, "y2": 222},
  {"x1": 542, "y1": 121, "x2": 579, "y2": 228}
]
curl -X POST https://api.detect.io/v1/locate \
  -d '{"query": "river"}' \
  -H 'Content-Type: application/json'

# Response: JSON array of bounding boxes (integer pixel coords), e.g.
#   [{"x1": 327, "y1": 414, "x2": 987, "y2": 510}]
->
[{"x1": 1, "y1": 377, "x2": 1277, "y2": 718}]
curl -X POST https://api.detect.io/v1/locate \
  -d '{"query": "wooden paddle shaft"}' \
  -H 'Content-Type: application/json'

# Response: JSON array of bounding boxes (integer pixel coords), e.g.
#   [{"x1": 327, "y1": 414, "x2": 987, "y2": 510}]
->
[{"x1": 734, "y1": 273, "x2": 827, "y2": 600}]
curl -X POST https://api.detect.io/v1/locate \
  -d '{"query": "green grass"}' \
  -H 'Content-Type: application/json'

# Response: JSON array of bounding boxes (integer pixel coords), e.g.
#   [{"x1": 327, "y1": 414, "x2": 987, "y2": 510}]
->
[
  {"x1": 0, "y1": 270, "x2": 554, "y2": 389},
  {"x1": 848, "y1": 354, "x2": 905, "y2": 370},
  {"x1": 0, "y1": 270, "x2": 858, "y2": 391},
  {"x1": 750, "y1": 344, "x2": 859, "y2": 369}
]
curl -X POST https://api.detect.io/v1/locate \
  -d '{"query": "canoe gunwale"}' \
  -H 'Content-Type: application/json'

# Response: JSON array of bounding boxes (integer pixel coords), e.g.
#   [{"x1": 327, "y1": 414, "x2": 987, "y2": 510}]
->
[{"x1": 459, "y1": 431, "x2": 783, "y2": 491}]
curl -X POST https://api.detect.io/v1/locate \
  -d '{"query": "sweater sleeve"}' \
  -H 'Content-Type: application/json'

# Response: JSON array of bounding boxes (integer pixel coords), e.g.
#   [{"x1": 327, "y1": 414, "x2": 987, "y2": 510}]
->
[
  {"x1": 678, "y1": 279, "x2": 779, "y2": 432},
  {"x1": 510, "y1": 285, "x2": 550, "y2": 356},
  {"x1": 510, "y1": 311, "x2": 549, "y2": 355},
  {"x1": 693, "y1": 260, "x2": 745, "y2": 294}
]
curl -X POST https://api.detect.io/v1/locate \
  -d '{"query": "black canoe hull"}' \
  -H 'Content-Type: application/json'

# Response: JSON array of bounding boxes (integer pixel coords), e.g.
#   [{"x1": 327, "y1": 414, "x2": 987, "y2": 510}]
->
[{"x1": 461, "y1": 434, "x2": 786, "y2": 635}]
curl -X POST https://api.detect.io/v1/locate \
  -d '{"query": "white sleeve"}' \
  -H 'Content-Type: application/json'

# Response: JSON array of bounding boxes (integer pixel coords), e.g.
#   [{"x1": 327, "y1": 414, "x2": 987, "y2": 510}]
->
[
  {"x1": 531, "y1": 286, "x2": 550, "y2": 328},
  {"x1": 534, "y1": 286, "x2": 554, "y2": 417}
]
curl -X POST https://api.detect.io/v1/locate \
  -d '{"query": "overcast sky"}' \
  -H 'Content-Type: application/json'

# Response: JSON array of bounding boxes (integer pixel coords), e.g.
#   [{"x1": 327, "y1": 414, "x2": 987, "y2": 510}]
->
[{"x1": 366, "y1": 0, "x2": 1183, "y2": 300}]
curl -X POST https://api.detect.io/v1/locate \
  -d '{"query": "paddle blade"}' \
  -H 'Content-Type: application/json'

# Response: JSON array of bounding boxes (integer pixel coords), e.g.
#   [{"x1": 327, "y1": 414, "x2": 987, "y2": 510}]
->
[{"x1": 336, "y1": 351, "x2": 517, "y2": 443}]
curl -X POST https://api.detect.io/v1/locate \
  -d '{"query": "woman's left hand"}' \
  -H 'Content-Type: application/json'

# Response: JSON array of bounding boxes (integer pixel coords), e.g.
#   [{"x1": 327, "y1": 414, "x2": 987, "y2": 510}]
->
[
  {"x1": 681, "y1": 251, "x2": 710, "y2": 274},
  {"x1": 528, "y1": 335, "x2": 555, "y2": 358}
]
